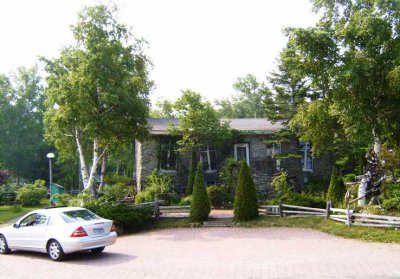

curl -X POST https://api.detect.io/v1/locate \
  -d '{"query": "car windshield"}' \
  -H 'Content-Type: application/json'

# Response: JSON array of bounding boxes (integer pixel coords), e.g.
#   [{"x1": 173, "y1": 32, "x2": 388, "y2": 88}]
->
[{"x1": 60, "y1": 209, "x2": 100, "y2": 223}]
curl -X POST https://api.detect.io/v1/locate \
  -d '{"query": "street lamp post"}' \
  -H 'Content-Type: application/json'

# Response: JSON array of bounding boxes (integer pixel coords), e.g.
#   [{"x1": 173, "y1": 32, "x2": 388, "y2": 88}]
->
[{"x1": 46, "y1": 153, "x2": 55, "y2": 200}]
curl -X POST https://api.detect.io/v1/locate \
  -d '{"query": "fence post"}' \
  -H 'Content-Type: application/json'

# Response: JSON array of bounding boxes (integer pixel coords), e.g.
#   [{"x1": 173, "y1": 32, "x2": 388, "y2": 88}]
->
[
  {"x1": 154, "y1": 197, "x2": 160, "y2": 222},
  {"x1": 346, "y1": 203, "x2": 351, "y2": 227},
  {"x1": 278, "y1": 201, "x2": 283, "y2": 217},
  {"x1": 326, "y1": 201, "x2": 331, "y2": 219}
]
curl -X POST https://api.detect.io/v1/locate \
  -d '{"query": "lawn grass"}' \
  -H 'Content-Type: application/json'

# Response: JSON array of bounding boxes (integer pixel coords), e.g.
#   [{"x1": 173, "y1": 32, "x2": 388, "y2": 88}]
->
[
  {"x1": 0, "y1": 200, "x2": 50, "y2": 225},
  {"x1": 154, "y1": 215, "x2": 400, "y2": 243}
]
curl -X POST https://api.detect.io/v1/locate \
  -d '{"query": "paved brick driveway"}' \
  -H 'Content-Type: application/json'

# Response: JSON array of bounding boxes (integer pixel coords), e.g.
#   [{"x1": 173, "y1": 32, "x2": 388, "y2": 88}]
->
[{"x1": 1, "y1": 227, "x2": 400, "y2": 279}]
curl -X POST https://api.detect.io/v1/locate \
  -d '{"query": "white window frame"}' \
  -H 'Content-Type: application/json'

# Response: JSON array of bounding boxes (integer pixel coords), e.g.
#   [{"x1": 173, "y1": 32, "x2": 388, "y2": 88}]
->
[
  {"x1": 201, "y1": 148, "x2": 217, "y2": 172},
  {"x1": 272, "y1": 143, "x2": 282, "y2": 171},
  {"x1": 300, "y1": 142, "x2": 313, "y2": 172},
  {"x1": 234, "y1": 143, "x2": 250, "y2": 166}
]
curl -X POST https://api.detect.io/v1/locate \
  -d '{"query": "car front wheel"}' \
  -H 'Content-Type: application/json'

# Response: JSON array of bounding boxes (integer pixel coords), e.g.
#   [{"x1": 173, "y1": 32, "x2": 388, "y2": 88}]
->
[
  {"x1": 0, "y1": 235, "x2": 10, "y2": 254},
  {"x1": 47, "y1": 240, "x2": 65, "y2": 261}
]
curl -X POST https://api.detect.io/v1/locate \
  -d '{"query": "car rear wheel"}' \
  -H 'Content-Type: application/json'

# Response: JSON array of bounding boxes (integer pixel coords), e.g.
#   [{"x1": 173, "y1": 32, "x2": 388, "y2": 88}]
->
[
  {"x1": 91, "y1": 246, "x2": 105, "y2": 254},
  {"x1": 0, "y1": 235, "x2": 10, "y2": 254},
  {"x1": 47, "y1": 240, "x2": 65, "y2": 261}
]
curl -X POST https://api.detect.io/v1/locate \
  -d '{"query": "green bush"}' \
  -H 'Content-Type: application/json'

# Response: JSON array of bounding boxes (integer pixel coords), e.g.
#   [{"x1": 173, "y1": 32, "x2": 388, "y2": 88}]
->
[
  {"x1": 135, "y1": 171, "x2": 174, "y2": 204},
  {"x1": 207, "y1": 185, "x2": 233, "y2": 208},
  {"x1": 85, "y1": 203, "x2": 154, "y2": 232},
  {"x1": 98, "y1": 184, "x2": 135, "y2": 206},
  {"x1": 16, "y1": 180, "x2": 47, "y2": 206},
  {"x1": 234, "y1": 161, "x2": 259, "y2": 221},
  {"x1": 327, "y1": 167, "x2": 346, "y2": 205},
  {"x1": 219, "y1": 158, "x2": 240, "y2": 194},
  {"x1": 282, "y1": 192, "x2": 327, "y2": 208},
  {"x1": 52, "y1": 193, "x2": 72, "y2": 206},
  {"x1": 271, "y1": 171, "x2": 292, "y2": 195},
  {"x1": 190, "y1": 161, "x2": 211, "y2": 222},
  {"x1": 381, "y1": 184, "x2": 400, "y2": 211},
  {"x1": 179, "y1": 195, "x2": 192, "y2": 206},
  {"x1": 104, "y1": 174, "x2": 132, "y2": 187}
]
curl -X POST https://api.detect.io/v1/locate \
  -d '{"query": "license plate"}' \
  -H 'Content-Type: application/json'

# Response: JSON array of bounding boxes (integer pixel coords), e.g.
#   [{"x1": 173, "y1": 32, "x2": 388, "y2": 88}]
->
[{"x1": 93, "y1": 228, "x2": 104, "y2": 235}]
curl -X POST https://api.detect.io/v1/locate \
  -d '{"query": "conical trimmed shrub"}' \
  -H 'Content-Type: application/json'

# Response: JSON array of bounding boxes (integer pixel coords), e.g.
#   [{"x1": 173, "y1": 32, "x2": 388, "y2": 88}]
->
[
  {"x1": 327, "y1": 166, "x2": 346, "y2": 205},
  {"x1": 234, "y1": 161, "x2": 259, "y2": 221},
  {"x1": 189, "y1": 161, "x2": 211, "y2": 222}
]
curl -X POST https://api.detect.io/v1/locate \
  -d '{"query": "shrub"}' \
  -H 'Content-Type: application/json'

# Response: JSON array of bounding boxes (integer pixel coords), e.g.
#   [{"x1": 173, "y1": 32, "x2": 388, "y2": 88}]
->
[
  {"x1": 85, "y1": 203, "x2": 154, "y2": 232},
  {"x1": 327, "y1": 166, "x2": 346, "y2": 205},
  {"x1": 98, "y1": 184, "x2": 135, "y2": 206},
  {"x1": 271, "y1": 171, "x2": 292, "y2": 195},
  {"x1": 282, "y1": 192, "x2": 326, "y2": 208},
  {"x1": 234, "y1": 161, "x2": 258, "y2": 221},
  {"x1": 104, "y1": 174, "x2": 132, "y2": 187},
  {"x1": 52, "y1": 193, "x2": 72, "y2": 206},
  {"x1": 16, "y1": 180, "x2": 47, "y2": 206},
  {"x1": 190, "y1": 161, "x2": 211, "y2": 222},
  {"x1": 135, "y1": 171, "x2": 174, "y2": 204},
  {"x1": 179, "y1": 195, "x2": 192, "y2": 206},
  {"x1": 207, "y1": 185, "x2": 233, "y2": 208},
  {"x1": 381, "y1": 184, "x2": 400, "y2": 211},
  {"x1": 219, "y1": 158, "x2": 240, "y2": 194}
]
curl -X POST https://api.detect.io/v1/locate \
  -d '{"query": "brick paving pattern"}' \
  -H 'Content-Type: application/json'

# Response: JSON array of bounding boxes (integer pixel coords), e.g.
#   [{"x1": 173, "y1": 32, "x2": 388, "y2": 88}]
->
[{"x1": 1, "y1": 227, "x2": 400, "y2": 279}]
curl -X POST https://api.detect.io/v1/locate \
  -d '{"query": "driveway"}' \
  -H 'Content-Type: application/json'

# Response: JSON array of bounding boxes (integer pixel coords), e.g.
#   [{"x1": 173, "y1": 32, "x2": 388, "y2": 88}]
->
[{"x1": 1, "y1": 227, "x2": 400, "y2": 279}]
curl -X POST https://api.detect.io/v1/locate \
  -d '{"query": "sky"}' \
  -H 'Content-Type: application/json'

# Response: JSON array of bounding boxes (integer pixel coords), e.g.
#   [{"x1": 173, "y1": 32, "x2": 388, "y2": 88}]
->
[{"x1": 0, "y1": 0, "x2": 319, "y2": 106}]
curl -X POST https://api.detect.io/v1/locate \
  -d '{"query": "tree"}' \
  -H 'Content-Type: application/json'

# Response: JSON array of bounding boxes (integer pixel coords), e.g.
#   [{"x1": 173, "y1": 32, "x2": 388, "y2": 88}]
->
[
  {"x1": 288, "y1": 0, "x2": 400, "y2": 156},
  {"x1": 186, "y1": 151, "x2": 196, "y2": 196},
  {"x1": 233, "y1": 161, "x2": 258, "y2": 221},
  {"x1": 216, "y1": 74, "x2": 271, "y2": 118},
  {"x1": 0, "y1": 67, "x2": 49, "y2": 182},
  {"x1": 43, "y1": 5, "x2": 152, "y2": 195},
  {"x1": 189, "y1": 161, "x2": 211, "y2": 222},
  {"x1": 169, "y1": 90, "x2": 232, "y2": 152}
]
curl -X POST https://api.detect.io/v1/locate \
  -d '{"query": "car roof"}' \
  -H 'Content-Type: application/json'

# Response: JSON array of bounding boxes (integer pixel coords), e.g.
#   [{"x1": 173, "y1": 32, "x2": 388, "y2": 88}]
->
[{"x1": 34, "y1": 207, "x2": 88, "y2": 214}]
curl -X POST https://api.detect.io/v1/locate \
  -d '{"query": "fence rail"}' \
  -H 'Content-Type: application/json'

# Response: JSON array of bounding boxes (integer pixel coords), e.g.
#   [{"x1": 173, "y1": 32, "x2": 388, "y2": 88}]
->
[
  {"x1": 262, "y1": 202, "x2": 400, "y2": 229},
  {"x1": 125, "y1": 199, "x2": 400, "y2": 228}
]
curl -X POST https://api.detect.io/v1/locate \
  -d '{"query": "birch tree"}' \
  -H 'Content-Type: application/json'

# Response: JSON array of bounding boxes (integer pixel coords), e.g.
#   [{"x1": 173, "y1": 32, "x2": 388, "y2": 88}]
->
[{"x1": 43, "y1": 5, "x2": 152, "y2": 195}]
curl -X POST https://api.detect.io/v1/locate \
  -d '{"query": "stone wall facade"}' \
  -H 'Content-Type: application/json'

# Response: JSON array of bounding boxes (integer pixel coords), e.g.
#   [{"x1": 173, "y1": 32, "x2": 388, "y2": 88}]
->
[{"x1": 135, "y1": 134, "x2": 332, "y2": 200}]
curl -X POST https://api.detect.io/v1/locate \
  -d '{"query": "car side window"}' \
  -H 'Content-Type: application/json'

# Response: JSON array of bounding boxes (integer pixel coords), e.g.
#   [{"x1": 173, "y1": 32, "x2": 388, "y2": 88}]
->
[
  {"x1": 35, "y1": 213, "x2": 49, "y2": 226},
  {"x1": 20, "y1": 213, "x2": 38, "y2": 227}
]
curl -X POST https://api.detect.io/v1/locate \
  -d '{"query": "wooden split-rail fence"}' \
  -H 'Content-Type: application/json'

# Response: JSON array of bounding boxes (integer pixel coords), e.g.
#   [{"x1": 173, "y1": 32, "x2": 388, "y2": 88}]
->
[
  {"x1": 123, "y1": 198, "x2": 400, "y2": 228},
  {"x1": 260, "y1": 202, "x2": 400, "y2": 228}
]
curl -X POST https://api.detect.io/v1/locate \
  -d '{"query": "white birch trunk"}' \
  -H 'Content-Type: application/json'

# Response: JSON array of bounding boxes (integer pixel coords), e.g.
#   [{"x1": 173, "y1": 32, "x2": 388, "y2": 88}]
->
[
  {"x1": 99, "y1": 152, "x2": 107, "y2": 191},
  {"x1": 87, "y1": 139, "x2": 100, "y2": 196},
  {"x1": 75, "y1": 128, "x2": 89, "y2": 190}
]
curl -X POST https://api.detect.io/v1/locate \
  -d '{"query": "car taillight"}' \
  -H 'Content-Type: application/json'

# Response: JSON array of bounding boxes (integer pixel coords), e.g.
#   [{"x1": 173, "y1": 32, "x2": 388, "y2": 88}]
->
[
  {"x1": 70, "y1": 226, "x2": 88, "y2": 237},
  {"x1": 110, "y1": 222, "x2": 116, "y2": 232}
]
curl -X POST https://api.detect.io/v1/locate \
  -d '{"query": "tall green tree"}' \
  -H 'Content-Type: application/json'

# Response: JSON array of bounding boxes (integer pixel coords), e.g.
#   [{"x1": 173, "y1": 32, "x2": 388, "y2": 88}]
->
[
  {"x1": 43, "y1": 5, "x2": 152, "y2": 195},
  {"x1": 288, "y1": 0, "x2": 400, "y2": 156},
  {"x1": 216, "y1": 74, "x2": 271, "y2": 118},
  {"x1": 169, "y1": 90, "x2": 232, "y2": 152},
  {"x1": 0, "y1": 67, "x2": 49, "y2": 181}
]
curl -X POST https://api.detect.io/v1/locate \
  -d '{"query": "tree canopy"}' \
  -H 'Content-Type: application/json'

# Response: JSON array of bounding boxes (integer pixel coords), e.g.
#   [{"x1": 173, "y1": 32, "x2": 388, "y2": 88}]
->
[
  {"x1": 286, "y1": 0, "x2": 400, "y2": 157},
  {"x1": 43, "y1": 4, "x2": 152, "y2": 194}
]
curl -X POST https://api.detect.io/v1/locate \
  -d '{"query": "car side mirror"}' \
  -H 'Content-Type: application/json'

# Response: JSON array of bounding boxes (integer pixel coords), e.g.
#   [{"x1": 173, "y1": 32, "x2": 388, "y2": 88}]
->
[{"x1": 13, "y1": 223, "x2": 19, "y2": 228}]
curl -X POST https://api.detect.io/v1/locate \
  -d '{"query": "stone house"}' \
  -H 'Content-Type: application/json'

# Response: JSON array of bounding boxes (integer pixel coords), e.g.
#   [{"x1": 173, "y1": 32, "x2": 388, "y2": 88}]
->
[{"x1": 134, "y1": 118, "x2": 332, "y2": 200}]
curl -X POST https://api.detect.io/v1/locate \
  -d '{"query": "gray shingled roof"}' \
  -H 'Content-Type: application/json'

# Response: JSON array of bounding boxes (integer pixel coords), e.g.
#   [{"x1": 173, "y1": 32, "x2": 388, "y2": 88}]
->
[{"x1": 148, "y1": 118, "x2": 284, "y2": 135}]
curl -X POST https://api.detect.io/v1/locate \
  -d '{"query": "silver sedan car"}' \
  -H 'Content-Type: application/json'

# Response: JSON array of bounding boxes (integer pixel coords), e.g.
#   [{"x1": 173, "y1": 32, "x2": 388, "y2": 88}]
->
[{"x1": 0, "y1": 207, "x2": 117, "y2": 261}]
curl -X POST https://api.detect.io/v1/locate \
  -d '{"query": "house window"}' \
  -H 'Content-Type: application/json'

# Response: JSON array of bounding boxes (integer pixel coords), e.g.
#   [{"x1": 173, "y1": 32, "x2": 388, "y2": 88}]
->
[
  {"x1": 200, "y1": 148, "x2": 217, "y2": 172},
  {"x1": 159, "y1": 139, "x2": 177, "y2": 171},
  {"x1": 234, "y1": 143, "x2": 250, "y2": 165},
  {"x1": 272, "y1": 143, "x2": 282, "y2": 171},
  {"x1": 300, "y1": 142, "x2": 313, "y2": 172}
]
